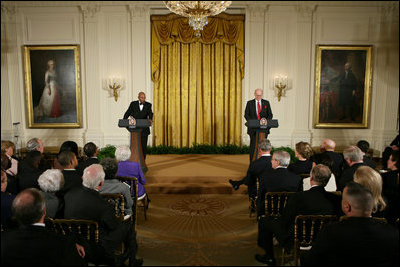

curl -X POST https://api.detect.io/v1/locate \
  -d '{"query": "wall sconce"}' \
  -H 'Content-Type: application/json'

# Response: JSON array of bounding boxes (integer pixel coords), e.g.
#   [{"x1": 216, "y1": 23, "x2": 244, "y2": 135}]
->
[
  {"x1": 273, "y1": 75, "x2": 288, "y2": 101},
  {"x1": 103, "y1": 77, "x2": 124, "y2": 101}
]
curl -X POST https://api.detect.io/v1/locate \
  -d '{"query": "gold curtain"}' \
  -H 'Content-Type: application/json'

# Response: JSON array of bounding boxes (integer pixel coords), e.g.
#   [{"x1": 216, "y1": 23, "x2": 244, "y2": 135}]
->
[{"x1": 151, "y1": 13, "x2": 244, "y2": 147}]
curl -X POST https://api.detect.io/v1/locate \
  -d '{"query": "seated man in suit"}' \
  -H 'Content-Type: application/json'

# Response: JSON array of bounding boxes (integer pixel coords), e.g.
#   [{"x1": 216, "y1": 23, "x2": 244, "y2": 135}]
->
[
  {"x1": 338, "y1": 146, "x2": 365, "y2": 191},
  {"x1": 356, "y1": 140, "x2": 376, "y2": 169},
  {"x1": 319, "y1": 138, "x2": 344, "y2": 179},
  {"x1": 58, "y1": 150, "x2": 82, "y2": 196},
  {"x1": 64, "y1": 164, "x2": 142, "y2": 266},
  {"x1": 302, "y1": 182, "x2": 399, "y2": 266},
  {"x1": 26, "y1": 137, "x2": 50, "y2": 171},
  {"x1": 255, "y1": 164, "x2": 342, "y2": 265},
  {"x1": 1, "y1": 188, "x2": 85, "y2": 266},
  {"x1": 228, "y1": 139, "x2": 272, "y2": 201},
  {"x1": 256, "y1": 150, "x2": 302, "y2": 217},
  {"x1": 17, "y1": 150, "x2": 43, "y2": 191},
  {"x1": 77, "y1": 142, "x2": 99, "y2": 177}
]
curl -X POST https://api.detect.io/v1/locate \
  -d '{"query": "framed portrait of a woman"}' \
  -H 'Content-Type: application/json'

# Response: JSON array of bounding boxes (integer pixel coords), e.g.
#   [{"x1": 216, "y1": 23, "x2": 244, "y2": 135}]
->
[
  {"x1": 313, "y1": 45, "x2": 372, "y2": 128},
  {"x1": 23, "y1": 45, "x2": 82, "y2": 128}
]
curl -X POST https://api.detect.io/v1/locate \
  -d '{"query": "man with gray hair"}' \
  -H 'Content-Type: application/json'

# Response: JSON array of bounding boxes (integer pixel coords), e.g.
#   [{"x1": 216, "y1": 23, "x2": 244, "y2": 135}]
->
[
  {"x1": 257, "y1": 150, "x2": 302, "y2": 217},
  {"x1": 338, "y1": 146, "x2": 365, "y2": 191},
  {"x1": 1, "y1": 188, "x2": 86, "y2": 266},
  {"x1": 255, "y1": 164, "x2": 341, "y2": 265},
  {"x1": 64, "y1": 164, "x2": 142, "y2": 266},
  {"x1": 26, "y1": 138, "x2": 44, "y2": 153},
  {"x1": 303, "y1": 181, "x2": 399, "y2": 266},
  {"x1": 229, "y1": 139, "x2": 272, "y2": 208}
]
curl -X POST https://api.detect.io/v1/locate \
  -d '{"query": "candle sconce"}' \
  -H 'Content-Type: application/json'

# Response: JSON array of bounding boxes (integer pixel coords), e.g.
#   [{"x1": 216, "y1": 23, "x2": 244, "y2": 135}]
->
[
  {"x1": 103, "y1": 77, "x2": 125, "y2": 101},
  {"x1": 273, "y1": 75, "x2": 288, "y2": 101}
]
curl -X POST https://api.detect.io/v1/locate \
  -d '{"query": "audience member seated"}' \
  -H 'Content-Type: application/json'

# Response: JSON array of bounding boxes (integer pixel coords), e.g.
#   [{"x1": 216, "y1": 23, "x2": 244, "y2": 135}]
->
[
  {"x1": 99, "y1": 157, "x2": 133, "y2": 217},
  {"x1": 381, "y1": 150, "x2": 399, "y2": 224},
  {"x1": 319, "y1": 138, "x2": 344, "y2": 179},
  {"x1": 63, "y1": 164, "x2": 142, "y2": 266},
  {"x1": 1, "y1": 152, "x2": 18, "y2": 195},
  {"x1": 54, "y1": 140, "x2": 80, "y2": 170},
  {"x1": 304, "y1": 153, "x2": 337, "y2": 192},
  {"x1": 57, "y1": 151, "x2": 81, "y2": 196},
  {"x1": 17, "y1": 150, "x2": 43, "y2": 191},
  {"x1": 256, "y1": 150, "x2": 302, "y2": 217},
  {"x1": 115, "y1": 146, "x2": 148, "y2": 204},
  {"x1": 77, "y1": 142, "x2": 99, "y2": 177},
  {"x1": 38, "y1": 169, "x2": 65, "y2": 218},
  {"x1": 302, "y1": 182, "x2": 399, "y2": 266},
  {"x1": 356, "y1": 140, "x2": 376, "y2": 169},
  {"x1": 255, "y1": 164, "x2": 342, "y2": 265},
  {"x1": 1, "y1": 188, "x2": 86, "y2": 266},
  {"x1": 1, "y1": 169, "x2": 16, "y2": 230},
  {"x1": 1, "y1": 141, "x2": 19, "y2": 194},
  {"x1": 338, "y1": 146, "x2": 365, "y2": 191},
  {"x1": 382, "y1": 134, "x2": 399, "y2": 169},
  {"x1": 26, "y1": 137, "x2": 50, "y2": 172},
  {"x1": 229, "y1": 139, "x2": 272, "y2": 201},
  {"x1": 353, "y1": 166, "x2": 386, "y2": 218},
  {"x1": 288, "y1": 141, "x2": 314, "y2": 175}
]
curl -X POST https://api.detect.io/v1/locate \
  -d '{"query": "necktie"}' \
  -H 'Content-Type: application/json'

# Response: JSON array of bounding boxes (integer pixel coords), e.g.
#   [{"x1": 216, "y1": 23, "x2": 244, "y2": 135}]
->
[{"x1": 257, "y1": 101, "x2": 261, "y2": 120}]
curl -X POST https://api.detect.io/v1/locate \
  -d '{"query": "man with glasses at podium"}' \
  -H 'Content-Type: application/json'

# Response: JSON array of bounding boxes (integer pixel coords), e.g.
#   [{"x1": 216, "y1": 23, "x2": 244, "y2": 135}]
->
[
  {"x1": 123, "y1": 92, "x2": 153, "y2": 160},
  {"x1": 245, "y1": 88, "x2": 273, "y2": 162}
]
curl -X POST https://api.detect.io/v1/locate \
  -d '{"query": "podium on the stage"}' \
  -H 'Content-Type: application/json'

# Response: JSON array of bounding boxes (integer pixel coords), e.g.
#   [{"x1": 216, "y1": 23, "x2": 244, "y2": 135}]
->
[
  {"x1": 118, "y1": 118, "x2": 150, "y2": 172},
  {"x1": 245, "y1": 119, "x2": 279, "y2": 161}
]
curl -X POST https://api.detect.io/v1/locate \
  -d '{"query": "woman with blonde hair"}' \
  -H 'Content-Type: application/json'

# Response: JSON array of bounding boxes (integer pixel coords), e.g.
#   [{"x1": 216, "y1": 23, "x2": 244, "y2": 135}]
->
[
  {"x1": 288, "y1": 141, "x2": 314, "y2": 175},
  {"x1": 353, "y1": 166, "x2": 386, "y2": 217}
]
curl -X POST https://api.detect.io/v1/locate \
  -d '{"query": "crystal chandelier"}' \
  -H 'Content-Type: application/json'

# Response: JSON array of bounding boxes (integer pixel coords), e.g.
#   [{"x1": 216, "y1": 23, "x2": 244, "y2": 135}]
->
[{"x1": 163, "y1": 1, "x2": 232, "y2": 37}]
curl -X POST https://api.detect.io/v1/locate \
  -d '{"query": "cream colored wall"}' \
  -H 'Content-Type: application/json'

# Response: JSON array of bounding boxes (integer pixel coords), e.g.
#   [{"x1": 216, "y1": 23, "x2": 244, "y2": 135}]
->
[{"x1": 1, "y1": 1, "x2": 398, "y2": 156}]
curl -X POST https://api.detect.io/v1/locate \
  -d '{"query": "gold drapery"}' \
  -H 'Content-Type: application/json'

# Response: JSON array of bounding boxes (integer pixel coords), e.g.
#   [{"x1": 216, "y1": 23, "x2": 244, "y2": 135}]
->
[{"x1": 151, "y1": 13, "x2": 244, "y2": 147}]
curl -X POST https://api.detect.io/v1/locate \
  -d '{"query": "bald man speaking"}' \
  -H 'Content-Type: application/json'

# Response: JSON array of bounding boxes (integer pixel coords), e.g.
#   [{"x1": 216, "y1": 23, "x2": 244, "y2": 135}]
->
[{"x1": 245, "y1": 88, "x2": 273, "y2": 162}]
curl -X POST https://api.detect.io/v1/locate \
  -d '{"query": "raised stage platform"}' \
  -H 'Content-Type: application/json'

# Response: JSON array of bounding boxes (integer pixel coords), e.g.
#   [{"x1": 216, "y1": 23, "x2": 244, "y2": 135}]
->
[{"x1": 144, "y1": 154, "x2": 249, "y2": 194}]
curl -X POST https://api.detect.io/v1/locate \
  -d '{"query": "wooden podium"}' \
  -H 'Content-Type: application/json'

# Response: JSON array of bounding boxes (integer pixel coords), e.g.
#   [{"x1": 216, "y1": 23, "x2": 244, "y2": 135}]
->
[
  {"x1": 118, "y1": 119, "x2": 150, "y2": 173},
  {"x1": 245, "y1": 119, "x2": 279, "y2": 161}
]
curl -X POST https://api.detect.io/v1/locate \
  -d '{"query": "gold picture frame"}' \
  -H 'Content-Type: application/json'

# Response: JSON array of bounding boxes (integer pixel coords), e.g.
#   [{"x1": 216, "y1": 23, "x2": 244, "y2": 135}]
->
[
  {"x1": 314, "y1": 45, "x2": 372, "y2": 128},
  {"x1": 23, "y1": 45, "x2": 82, "y2": 128}
]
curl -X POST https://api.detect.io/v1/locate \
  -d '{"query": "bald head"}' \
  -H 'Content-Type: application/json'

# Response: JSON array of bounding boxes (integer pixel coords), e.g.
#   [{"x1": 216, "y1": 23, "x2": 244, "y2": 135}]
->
[
  {"x1": 321, "y1": 139, "x2": 336, "y2": 151},
  {"x1": 12, "y1": 188, "x2": 46, "y2": 225},
  {"x1": 254, "y1": 88, "x2": 263, "y2": 101},
  {"x1": 138, "y1": 92, "x2": 146, "y2": 104},
  {"x1": 82, "y1": 164, "x2": 105, "y2": 190}
]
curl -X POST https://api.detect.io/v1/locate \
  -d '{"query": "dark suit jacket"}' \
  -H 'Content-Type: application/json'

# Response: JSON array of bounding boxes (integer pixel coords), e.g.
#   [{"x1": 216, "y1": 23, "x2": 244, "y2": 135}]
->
[
  {"x1": 60, "y1": 170, "x2": 82, "y2": 196},
  {"x1": 17, "y1": 159, "x2": 43, "y2": 191},
  {"x1": 243, "y1": 155, "x2": 272, "y2": 198},
  {"x1": 76, "y1": 157, "x2": 99, "y2": 177},
  {"x1": 338, "y1": 162, "x2": 366, "y2": 191},
  {"x1": 287, "y1": 159, "x2": 313, "y2": 175},
  {"x1": 257, "y1": 168, "x2": 302, "y2": 216},
  {"x1": 64, "y1": 186, "x2": 120, "y2": 239},
  {"x1": 302, "y1": 217, "x2": 399, "y2": 266},
  {"x1": 1, "y1": 225, "x2": 85, "y2": 266},
  {"x1": 363, "y1": 155, "x2": 377, "y2": 169},
  {"x1": 279, "y1": 186, "x2": 341, "y2": 229},
  {"x1": 123, "y1": 100, "x2": 153, "y2": 135},
  {"x1": 1, "y1": 192, "x2": 16, "y2": 229},
  {"x1": 321, "y1": 151, "x2": 344, "y2": 179},
  {"x1": 244, "y1": 99, "x2": 273, "y2": 134}
]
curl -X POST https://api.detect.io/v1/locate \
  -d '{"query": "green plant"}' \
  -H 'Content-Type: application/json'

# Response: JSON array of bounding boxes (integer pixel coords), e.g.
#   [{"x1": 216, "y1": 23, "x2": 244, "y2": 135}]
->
[
  {"x1": 271, "y1": 146, "x2": 297, "y2": 163},
  {"x1": 97, "y1": 144, "x2": 116, "y2": 160}
]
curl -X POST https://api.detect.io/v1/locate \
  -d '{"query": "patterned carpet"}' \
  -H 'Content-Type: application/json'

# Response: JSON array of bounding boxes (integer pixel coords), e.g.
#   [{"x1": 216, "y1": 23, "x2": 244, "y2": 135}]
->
[{"x1": 136, "y1": 193, "x2": 269, "y2": 266}]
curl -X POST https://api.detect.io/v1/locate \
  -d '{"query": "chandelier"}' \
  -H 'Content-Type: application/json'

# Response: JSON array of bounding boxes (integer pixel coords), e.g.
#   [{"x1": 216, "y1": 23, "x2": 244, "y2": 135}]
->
[{"x1": 163, "y1": 1, "x2": 232, "y2": 37}]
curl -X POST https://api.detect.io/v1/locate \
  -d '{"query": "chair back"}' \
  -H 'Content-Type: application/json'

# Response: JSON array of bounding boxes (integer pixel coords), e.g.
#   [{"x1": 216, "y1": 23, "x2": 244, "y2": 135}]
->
[
  {"x1": 45, "y1": 217, "x2": 99, "y2": 243},
  {"x1": 293, "y1": 215, "x2": 337, "y2": 266},
  {"x1": 299, "y1": 173, "x2": 309, "y2": 179},
  {"x1": 101, "y1": 193, "x2": 125, "y2": 221},
  {"x1": 116, "y1": 176, "x2": 139, "y2": 225},
  {"x1": 265, "y1": 191, "x2": 295, "y2": 217},
  {"x1": 339, "y1": 215, "x2": 387, "y2": 223}
]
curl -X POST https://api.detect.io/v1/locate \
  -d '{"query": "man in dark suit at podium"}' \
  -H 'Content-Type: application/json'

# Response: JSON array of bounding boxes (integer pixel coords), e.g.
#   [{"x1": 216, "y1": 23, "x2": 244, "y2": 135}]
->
[
  {"x1": 123, "y1": 92, "x2": 153, "y2": 159},
  {"x1": 244, "y1": 88, "x2": 273, "y2": 162}
]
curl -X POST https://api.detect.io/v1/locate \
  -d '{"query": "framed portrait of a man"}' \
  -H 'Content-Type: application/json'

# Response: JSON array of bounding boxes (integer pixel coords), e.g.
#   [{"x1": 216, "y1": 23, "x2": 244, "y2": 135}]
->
[
  {"x1": 23, "y1": 45, "x2": 82, "y2": 128},
  {"x1": 313, "y1": 45, "x2": 372, "y2": 128}
]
